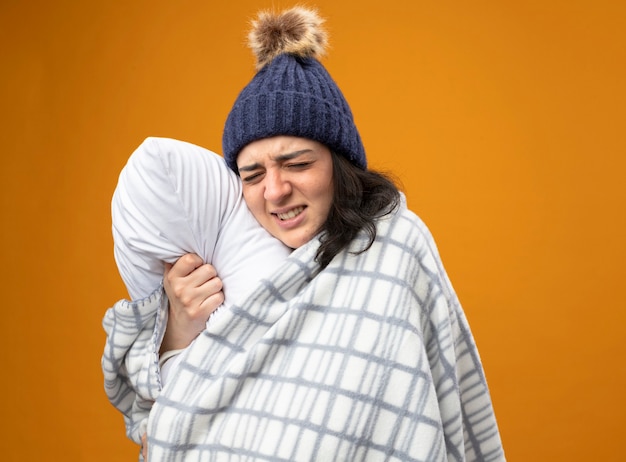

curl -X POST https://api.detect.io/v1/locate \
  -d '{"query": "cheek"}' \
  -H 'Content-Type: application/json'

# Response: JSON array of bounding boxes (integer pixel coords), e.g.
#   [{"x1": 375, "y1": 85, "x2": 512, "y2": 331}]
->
[
  {"x1": 318, "y1": 183, "x2": 334, "y2": 216},
  {"x1": 241, "y1": 189, "x2": 251, "y2": 205},
  {"x1": 242, "y1": 188, "x2": 262, "y2": 214}
]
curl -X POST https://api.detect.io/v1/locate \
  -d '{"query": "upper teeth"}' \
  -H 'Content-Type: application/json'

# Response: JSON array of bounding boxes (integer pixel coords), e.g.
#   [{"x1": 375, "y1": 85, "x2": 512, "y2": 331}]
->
[{"x1": 277, "y1": 206, "x2": 304, "y2": 220}]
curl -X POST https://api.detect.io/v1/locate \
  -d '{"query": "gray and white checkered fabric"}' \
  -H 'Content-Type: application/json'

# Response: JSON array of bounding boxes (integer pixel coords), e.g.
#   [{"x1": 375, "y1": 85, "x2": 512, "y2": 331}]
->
[
  {"x1": 102, "y1": 281, "x2": 167, "y2": 443},
  {"x1": 103, "y1": 200, "x2": 505, "y2": 461}
]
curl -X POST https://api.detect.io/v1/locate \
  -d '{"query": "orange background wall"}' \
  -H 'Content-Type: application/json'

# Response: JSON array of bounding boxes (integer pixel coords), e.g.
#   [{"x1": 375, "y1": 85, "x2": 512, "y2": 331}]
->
[{"x1": 1, "y1": 0, "x2": 624, "y2": 460}]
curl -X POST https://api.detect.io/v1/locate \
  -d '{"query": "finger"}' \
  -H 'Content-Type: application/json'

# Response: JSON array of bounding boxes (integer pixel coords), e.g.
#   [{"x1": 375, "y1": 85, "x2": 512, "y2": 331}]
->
[
  {"x1": 166, "y1": 270, "x2": 220, "y2": 310},
  {"x1": 199, "y1": 290, "x2": 225, "y2": 316},
  {"x1": 185, "y1": 263, "x2": 219, "y2": 287},
  {"x1": 169, "y1": 253, "x2": 204, "y2": 277},
  {"x1": 199, "y1": 276, "x2": 224, "y2": 305},
  {"x1": 203, "y1": 273, "x2": 223, "y2": 292},
  {"x1": 178, "y1": 276, "x2": 223, "y2": 318}
]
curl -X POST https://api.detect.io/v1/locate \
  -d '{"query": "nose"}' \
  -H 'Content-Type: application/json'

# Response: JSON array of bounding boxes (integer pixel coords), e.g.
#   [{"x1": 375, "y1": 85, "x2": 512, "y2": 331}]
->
[{"x1": 263, "y1": 168, "x2": 291, "y2": 202}]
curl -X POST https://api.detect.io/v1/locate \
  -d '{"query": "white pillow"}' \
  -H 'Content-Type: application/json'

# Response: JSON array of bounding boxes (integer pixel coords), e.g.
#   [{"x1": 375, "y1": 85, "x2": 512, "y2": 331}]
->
[{"x1": 112, "y1": 137, "x2": 291, "y2": 304}]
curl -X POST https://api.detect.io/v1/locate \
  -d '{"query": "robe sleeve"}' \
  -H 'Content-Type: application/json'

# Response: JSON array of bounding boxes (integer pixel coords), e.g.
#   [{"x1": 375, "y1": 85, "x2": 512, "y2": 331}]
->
[{"x1": 101, "y1": 286, "x2": 167, "y2": 444}]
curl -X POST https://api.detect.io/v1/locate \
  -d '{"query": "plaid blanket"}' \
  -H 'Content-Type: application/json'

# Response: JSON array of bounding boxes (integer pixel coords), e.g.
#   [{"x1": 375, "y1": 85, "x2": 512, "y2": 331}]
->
[{"x1": 103, "y1": 198, "x2": 504, "y2": 461}]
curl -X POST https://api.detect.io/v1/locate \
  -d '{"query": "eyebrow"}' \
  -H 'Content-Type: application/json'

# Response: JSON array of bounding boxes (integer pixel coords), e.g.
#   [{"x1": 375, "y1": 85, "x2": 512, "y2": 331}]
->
[{"x1": 238, "y1": 149, "x2": 313, "y2": 172}]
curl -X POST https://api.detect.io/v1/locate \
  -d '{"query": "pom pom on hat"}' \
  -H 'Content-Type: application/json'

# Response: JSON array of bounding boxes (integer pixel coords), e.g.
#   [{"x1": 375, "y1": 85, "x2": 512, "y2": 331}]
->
[
  {"x1": 248, "y1": 7, "x2": 328, "y2": 70},
  {"x1": 223, "y1": 6, "x2": 366, "y2": 172}
]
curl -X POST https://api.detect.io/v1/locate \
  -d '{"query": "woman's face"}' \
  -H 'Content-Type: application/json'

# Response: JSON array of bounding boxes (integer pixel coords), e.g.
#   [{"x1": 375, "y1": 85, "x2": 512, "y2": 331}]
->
[{"x1": 237, "y1": 136, "x2": 334, "y2": 249}]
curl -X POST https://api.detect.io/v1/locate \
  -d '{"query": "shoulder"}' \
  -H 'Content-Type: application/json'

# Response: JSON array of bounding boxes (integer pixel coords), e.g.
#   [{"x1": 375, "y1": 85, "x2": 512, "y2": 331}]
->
[{"x1": 378, "y1": 194, "x2": 435, "y2": 246}]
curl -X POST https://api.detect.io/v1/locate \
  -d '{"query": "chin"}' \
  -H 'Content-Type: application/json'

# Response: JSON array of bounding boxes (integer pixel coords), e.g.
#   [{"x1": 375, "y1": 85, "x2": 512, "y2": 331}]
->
[{"x1": 276, "y1": 232, "x2": 314, "y2": 250}]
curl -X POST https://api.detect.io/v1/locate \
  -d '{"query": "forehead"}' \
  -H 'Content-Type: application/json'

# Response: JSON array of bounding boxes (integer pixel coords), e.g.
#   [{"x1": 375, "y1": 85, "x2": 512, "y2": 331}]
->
[{"x1": 237, "y1": 136, "x2": 326, "y2": 165}]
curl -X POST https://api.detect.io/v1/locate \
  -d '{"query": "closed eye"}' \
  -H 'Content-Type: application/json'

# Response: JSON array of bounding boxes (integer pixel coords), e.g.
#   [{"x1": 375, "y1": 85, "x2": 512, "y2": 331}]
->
[
  {"x1": 242, "y1": 172, "x2": 264, "y2": 183},
  {"x1": 286, "y1": 162, "x2": 312, "y2": 169}
]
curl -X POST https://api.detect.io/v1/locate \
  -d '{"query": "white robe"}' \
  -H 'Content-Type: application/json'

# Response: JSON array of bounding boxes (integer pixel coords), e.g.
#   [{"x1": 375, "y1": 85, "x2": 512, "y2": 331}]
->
[{"x1": 102, "y1": 138, "x2": 505, "y2": 461}]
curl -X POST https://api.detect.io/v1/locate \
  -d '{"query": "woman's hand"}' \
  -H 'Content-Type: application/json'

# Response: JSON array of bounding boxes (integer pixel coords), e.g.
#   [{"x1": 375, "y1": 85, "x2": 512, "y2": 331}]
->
[
  {"x1": 160, "y1": 254, "x2": 224, "y2": 353},
  {"x1": 141, "y1": 433, "x2": 148, "y2": 460}
]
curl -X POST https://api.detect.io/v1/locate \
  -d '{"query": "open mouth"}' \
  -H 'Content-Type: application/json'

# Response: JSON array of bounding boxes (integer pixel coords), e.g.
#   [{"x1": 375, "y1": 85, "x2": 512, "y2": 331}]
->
[{"x1": 276, "y1": 206, "x2": 305, "y2": 221}]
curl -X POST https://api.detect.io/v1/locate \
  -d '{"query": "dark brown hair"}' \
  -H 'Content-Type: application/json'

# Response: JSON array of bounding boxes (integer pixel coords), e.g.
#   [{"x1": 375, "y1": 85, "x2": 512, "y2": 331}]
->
[{"x1": 315, "y1": 153, "x2": 401, "y2": 268}]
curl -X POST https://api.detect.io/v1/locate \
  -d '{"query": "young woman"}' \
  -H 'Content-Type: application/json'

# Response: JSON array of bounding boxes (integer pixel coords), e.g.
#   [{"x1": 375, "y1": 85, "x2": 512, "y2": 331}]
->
[{"x1": 103, "y1": 7, "x2": 505, "y2": 461}]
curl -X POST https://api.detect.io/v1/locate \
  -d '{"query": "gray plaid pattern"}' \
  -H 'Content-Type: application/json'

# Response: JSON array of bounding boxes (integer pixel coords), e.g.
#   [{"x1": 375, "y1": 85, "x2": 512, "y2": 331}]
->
[
  {"x1": 103, "y1": 201, "x2": 505, "y2": 461},
  {"x1": 102, "y1": 285, "x2": 168, "y2": 442}
]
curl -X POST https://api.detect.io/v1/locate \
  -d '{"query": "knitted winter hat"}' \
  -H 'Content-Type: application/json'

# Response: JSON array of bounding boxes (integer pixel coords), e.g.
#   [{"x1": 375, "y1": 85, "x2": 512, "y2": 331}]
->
[{"x1": 222, "y1": 6, "x2": 367, "y2": 173}]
